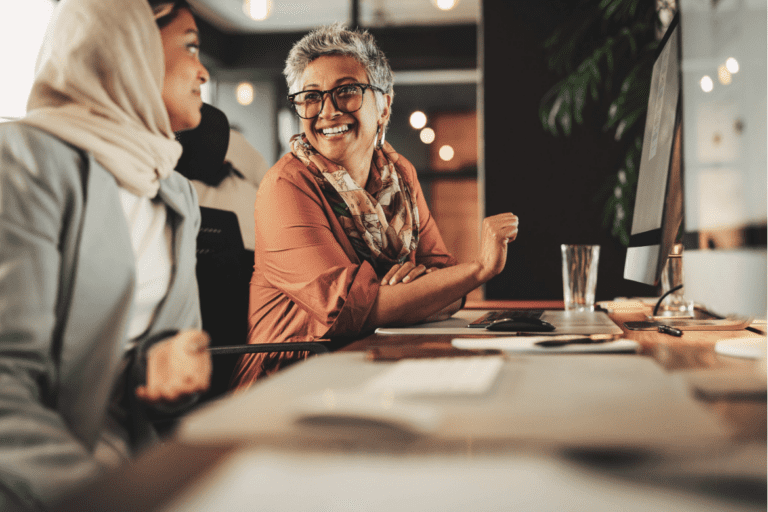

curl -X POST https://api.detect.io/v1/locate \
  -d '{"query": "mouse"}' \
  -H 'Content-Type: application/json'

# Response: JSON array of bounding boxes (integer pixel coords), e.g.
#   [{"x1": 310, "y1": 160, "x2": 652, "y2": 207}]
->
[{"x1": 485, "y1": 317, "x2": 556, "y2": 332}]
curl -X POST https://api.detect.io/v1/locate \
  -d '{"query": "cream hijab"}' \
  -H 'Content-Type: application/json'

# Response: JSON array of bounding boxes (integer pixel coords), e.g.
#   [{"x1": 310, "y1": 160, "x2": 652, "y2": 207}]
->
[{"x1": 20, "y1": 0, "x2": 181, "y2": 197}]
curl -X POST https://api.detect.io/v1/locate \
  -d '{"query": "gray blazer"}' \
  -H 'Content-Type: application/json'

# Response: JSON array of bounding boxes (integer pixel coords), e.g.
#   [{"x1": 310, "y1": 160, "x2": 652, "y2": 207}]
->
[{"x1": 0, "y1": 123, "x2": 201, "y2": 510}]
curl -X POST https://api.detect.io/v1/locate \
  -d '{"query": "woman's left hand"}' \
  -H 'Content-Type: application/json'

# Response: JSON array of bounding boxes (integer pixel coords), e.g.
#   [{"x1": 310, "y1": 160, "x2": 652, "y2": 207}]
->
[
  {"x1": 136, "y1": 329, "x2": 212, "y2": 405},
  {"x1": 381, "y1": 262, "x2": 436, "y2": 286}
]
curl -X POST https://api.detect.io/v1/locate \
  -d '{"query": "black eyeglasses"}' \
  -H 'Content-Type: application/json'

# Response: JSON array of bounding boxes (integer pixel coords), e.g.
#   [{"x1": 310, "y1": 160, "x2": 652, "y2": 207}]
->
[{"x1": 288, "y1": 83, "x2": 385, "y2": 119}]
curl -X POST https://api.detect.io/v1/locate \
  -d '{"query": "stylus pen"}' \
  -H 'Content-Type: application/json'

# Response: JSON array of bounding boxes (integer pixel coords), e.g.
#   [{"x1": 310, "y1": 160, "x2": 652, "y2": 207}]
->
[{"x1": 657, "y1": 324, "x2": 683, "y2": 337}]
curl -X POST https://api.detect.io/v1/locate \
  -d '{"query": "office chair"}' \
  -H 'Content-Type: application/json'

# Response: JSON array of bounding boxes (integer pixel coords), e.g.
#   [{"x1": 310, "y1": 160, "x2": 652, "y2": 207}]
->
[{"x1": 196, "y1": 206, "x2": 329, "y2": 400}]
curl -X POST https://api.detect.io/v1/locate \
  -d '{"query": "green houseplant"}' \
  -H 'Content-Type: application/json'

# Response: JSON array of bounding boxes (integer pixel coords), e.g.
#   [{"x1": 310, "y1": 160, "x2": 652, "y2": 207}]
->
[{"x1": 539, "y1": 0, "x2": 676, "y2": 245}]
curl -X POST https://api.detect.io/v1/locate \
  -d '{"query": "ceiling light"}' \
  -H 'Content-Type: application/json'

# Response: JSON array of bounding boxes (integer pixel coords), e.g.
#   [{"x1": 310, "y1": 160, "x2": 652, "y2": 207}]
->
[
  {"x1": 439, "y1": 145, "x2": 454, "y2": 161},
  {"x1": 420, "y1": 127, "x2": 435, "y2": 144},
  {"x1": 700, "y1": 76, "x2": 714, "y2": 93},
  {"x1": 236, "y1": 82, "x2": 254, "y2": 105},
  {"x1": 717, "y1": 65, "x2": 732, "y2": 85},
  {"x1": 434, "y1": 0, "x2": 458, "y2": 10},
  {"x1": 409, "y1": 111, "x2": 427, "y2": 129},
  {"x1": 725, "y1": 57, "x2": 739, "y2": 74},
  {"x1": 243, "y1": 0, "x2": 271, "y2": 21}
]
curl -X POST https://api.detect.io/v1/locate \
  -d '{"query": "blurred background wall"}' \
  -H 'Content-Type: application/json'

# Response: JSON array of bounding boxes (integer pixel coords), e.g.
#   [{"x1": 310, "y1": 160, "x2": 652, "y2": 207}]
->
[{"x1": 3, "y1": 0, "x2": 702, "y2": 302}]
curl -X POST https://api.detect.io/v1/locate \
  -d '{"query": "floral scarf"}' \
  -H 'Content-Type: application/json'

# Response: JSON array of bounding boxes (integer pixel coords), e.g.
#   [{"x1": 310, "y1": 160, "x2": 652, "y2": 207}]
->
[{"x1": 290, "y1": 134, "x2": 420, "y2": 274}]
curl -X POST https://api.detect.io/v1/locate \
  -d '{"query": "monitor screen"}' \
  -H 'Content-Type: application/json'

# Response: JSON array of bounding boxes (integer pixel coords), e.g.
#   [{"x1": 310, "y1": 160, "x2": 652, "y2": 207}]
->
[{"x1": 624, "y1": 16, "x2": 682, "y2": 286}]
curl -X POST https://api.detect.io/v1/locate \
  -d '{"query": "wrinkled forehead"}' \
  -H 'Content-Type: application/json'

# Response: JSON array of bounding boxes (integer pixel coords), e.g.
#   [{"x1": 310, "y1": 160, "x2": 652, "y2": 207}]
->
[{"x1": 300, "y1": 54, "x2": 369, "y2": 89}]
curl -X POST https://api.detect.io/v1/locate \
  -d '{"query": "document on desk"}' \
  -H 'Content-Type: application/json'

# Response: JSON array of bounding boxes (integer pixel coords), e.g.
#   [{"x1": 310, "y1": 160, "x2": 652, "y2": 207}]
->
[{"x1": 451, "y1": 336, "x2": 639, "y2": 354}]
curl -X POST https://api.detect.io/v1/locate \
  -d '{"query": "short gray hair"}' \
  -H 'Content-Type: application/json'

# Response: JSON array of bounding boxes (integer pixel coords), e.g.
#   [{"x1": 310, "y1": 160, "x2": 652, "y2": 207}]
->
[{"x1": 284, "y1": 22, "x2": 394, "y2": 117}]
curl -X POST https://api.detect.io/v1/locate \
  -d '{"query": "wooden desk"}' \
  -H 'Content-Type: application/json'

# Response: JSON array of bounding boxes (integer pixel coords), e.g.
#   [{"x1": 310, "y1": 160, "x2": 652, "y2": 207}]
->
[
  {"x1": 342, "y1": 302, "x2": 766, "y2": 442},
  {"x1": 55, "y1": 303, "x2": 766, "y2": 512}
]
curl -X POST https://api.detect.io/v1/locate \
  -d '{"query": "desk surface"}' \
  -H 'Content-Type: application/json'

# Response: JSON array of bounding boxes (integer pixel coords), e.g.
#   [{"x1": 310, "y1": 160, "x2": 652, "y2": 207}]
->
[{"x1": 55, "y1": 302, "x2": 766, "y2": 512}]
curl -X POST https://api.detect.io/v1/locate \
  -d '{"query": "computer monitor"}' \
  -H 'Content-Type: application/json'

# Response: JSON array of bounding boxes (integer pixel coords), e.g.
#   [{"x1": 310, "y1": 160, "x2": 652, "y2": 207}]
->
[
  {"x1": 623, "y1": 15, "x2": 682, "y2": 287},
  {"x1": 624, "y1": 8, "x2": 766, "y2": 332}
]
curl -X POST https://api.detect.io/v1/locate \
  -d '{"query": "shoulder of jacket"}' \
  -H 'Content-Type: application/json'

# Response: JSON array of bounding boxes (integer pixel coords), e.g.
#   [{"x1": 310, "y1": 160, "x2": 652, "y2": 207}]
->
[{"x1": 0, "y1": 122, "x2": 87, "y2": 190}]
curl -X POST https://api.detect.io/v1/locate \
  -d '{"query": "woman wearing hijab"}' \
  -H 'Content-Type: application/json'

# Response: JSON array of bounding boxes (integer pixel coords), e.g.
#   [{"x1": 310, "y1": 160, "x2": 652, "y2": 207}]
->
[
  {"x1": 233, "y1": 23, "x2": 519, "y2": 388},
  {"x1": 0, "y1": 0, "x2": 212, "y2": 508}
]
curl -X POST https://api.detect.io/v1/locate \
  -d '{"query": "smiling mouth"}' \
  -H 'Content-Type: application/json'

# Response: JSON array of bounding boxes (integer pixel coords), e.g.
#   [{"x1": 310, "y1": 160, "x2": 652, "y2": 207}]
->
[{"x1": 320, "y1": 124, "x2": 351, "y2": 137}]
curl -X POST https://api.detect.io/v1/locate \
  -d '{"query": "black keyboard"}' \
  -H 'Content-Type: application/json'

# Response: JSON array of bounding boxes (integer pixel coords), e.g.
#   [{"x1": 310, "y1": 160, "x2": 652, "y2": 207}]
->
[{"x1": 468, "y1": 309, "x2": 544, "y2": 328}]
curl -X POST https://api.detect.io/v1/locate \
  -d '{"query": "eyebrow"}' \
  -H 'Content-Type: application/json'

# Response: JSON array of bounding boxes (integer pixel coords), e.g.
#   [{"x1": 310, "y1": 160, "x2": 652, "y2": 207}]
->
[{"x1": 302, "y1": 77, "x2": 361, "y2": 90}]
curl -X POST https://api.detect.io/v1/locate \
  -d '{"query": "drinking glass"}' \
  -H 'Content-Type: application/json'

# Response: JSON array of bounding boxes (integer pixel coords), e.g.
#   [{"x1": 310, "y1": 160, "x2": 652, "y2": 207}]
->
[{"x1": 561, "y1": 244, "x2": 600, "y2": 312}]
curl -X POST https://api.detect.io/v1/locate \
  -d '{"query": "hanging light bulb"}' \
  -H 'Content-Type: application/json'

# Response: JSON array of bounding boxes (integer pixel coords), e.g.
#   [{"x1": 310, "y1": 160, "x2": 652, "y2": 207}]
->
[
  {"x1": 236, "y1": 82, "x2": 254, "y2": 105},
  {"x1": 409, "y1": 111, "x2": 427, "y2": 129},
  {"x1": 434, "y1": 0, "x2": 458, "y2": 11},
  {"x1": 243, "y1": 0, "x2": 272, "y2": 21},
  {"x1": 420, "y1": 127, "x2": 435, "y2": 144},
  {"x1": 717, "y1": 64, "x2": 732, "y2": 85}
]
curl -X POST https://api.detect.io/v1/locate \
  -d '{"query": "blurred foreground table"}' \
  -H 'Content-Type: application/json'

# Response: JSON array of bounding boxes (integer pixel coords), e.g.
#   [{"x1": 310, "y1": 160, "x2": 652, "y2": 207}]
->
[{"x1": 56, "y1": 301, "x2": 766, "y2": 512}]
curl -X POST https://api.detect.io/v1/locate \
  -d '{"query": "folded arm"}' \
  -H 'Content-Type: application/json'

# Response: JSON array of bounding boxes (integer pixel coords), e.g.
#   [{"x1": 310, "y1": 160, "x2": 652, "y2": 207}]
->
[{"x1": 363, "y1": 213, "x2": 518, "y2": 329}]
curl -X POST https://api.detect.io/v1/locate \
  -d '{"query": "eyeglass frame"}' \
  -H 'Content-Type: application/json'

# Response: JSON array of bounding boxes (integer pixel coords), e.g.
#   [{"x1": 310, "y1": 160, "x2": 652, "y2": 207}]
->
[{"x1": 287, "y1": 83, "x2": 386, "y2": 119}]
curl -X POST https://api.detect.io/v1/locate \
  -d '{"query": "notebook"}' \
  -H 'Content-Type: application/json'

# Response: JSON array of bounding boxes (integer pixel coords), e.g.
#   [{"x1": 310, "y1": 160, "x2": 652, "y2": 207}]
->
[{"x1": 375, "y1": 309, "x2": 624, "y2": 336}]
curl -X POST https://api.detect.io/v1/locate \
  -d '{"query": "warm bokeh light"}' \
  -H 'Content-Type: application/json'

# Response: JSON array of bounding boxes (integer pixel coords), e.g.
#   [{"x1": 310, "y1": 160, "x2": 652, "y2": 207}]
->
[
  {"x1": 243, "y1": 0, "x2": 271, "y2": 21},
  {"x1": 409, "y1": 111, "x2": 427, "y2": 129},
  {"x1": 435, "y1": 0, "x2": 458, "y2": 10},
  {"x1": 420, "y1": 127, "x2": 435, "y2": 144},
  {"x1": 717, "y1": 65, "x2": 732, "y2": 85},
  {"x1": 700, "y1": 75, "x2": 714, "y2": 93},
  {"x1": 236, "y1": 82, "x2": 254, "y2": 105},
  {"x1": 725, "y1": 57, "x2": 739, "y2": 74},
  {"x1": 439, "y1": 145, "x2": 455, "y2": 161}
]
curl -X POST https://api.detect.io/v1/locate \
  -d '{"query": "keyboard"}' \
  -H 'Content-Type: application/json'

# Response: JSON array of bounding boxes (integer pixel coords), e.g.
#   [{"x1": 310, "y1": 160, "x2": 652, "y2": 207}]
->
[
  {"x1": 363, "y1": 356, "x2": 504, "y2": 396},
  {"x1": 468, "y1": 309, "x2": 544, "y2": 328}
]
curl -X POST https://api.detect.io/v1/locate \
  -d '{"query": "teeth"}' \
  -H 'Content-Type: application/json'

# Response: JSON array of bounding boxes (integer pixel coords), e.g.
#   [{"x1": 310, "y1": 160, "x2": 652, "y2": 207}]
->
[{"x1": 322, "y1": 125, "x2": 350, "y2": 136}]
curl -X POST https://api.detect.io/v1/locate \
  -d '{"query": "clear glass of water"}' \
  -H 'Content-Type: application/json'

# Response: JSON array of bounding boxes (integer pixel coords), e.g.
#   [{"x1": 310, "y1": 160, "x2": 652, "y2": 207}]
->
[{"x1": 561, "y1": 244, "x2": 600, "y2": 312}]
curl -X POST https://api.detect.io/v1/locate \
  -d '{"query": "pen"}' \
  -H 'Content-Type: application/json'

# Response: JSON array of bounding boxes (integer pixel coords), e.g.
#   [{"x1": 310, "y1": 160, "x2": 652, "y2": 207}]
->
[{"x1": 657, "y1": 324, "x2": 683, "y2": 337}]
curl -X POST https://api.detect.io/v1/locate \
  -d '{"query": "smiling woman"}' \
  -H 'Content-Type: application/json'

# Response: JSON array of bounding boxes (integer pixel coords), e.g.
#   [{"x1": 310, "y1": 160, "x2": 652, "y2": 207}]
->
[
  {"x1": 158, "y1": 5, "x2": 209, "y2": 131},
  {"x1": 232, "y1": 23, "x2": 519, "y2": 387}
]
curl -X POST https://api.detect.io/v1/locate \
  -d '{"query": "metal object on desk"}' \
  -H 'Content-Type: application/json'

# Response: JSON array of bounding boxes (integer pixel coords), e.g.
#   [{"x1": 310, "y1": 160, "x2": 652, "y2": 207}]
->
[{"x1": 657, "y1": 324, "x2": 683, "y2": 337}]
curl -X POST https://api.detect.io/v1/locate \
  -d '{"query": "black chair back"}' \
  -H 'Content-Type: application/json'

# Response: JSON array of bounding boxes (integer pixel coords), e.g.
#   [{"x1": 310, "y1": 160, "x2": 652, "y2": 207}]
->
[{"x1": 196, "y1": 206, "x2": 252, "y2": 397}]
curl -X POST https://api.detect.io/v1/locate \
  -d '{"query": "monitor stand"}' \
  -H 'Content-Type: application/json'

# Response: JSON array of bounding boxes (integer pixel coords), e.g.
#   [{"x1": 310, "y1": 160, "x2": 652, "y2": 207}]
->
[{"x1": 651, "y1": 245, "x2": 695, "y2": 318}]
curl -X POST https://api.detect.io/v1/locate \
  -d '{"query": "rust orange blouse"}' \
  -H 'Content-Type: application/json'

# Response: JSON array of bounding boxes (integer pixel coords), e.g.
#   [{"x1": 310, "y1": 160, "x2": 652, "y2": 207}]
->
[{"x1": 232, "y1": 147, "x2": 456, "y2": 388}]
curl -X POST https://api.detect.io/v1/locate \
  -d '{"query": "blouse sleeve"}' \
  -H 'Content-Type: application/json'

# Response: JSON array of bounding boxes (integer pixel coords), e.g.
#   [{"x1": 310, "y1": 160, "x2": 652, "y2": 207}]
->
[{"x1": 254, "y1": 168, "x2": 379, "y2": 337}]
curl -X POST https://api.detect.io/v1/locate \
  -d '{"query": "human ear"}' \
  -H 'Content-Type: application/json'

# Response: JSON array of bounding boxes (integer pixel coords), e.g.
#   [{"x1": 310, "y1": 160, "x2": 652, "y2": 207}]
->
[{"x1": 380, "y1": 93, "x2": 392, "y2": 125}]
